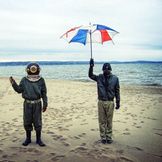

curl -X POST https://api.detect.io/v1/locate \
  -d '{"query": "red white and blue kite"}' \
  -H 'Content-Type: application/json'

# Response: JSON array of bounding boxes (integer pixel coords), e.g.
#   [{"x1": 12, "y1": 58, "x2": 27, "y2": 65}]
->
[{"x1": 60, "y1": 24, "x2": 119, "y2": 58}]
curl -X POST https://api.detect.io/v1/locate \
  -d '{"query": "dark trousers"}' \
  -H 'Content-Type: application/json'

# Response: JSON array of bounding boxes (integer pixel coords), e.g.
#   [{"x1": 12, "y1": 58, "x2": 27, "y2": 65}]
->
[{"x1": 23, "y1": 101, "x2": 42, "y2": 131}]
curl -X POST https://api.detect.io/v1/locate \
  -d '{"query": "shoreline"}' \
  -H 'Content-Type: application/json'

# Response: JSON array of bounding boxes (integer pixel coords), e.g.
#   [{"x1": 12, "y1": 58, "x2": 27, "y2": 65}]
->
[
  {"x1": 0, "y1": 78, "x2": 162, "y2": 162},
  {"x1": 1, "y1": 77, "x2": 162, "y2": 87}
]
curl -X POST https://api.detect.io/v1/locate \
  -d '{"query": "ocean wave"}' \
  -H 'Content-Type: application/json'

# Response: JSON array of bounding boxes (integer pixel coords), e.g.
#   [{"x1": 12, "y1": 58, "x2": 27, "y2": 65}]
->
[{"x1": 0, "y1": 63, "x2": 162, "y2": 86}]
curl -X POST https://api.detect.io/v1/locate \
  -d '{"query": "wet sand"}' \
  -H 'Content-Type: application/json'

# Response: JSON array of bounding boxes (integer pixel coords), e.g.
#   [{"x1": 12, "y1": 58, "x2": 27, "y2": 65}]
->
[{"x1": 0, "y1": 78, "x2": 162, "y2": 162}]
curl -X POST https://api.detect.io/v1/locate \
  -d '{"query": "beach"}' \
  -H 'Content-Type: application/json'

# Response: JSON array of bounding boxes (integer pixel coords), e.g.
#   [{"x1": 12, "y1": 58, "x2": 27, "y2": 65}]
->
[{"x1": 0, "y1": 77, "x2": 162, "y2": 162}]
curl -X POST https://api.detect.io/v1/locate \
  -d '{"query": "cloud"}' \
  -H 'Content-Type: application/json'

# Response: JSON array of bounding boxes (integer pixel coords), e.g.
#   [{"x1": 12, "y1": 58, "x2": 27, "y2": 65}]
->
[{"x1": 0, "y1": 0, "x2": 162, "y2": 61}]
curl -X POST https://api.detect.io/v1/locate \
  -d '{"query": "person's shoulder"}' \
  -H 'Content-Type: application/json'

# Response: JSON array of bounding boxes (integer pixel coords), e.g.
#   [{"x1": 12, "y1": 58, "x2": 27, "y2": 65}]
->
[
  {"x1": 21, "y1": 77, "x2": 26, "y2": 81},
  {"x1": 111, "y1": 74, "x2": 119, "y2": 79},
  {"x1": 19, "y1": 77, "x2": 27, "y2": 84},
  {"x1": 40, "y1": 76, "x2": 44, "y2": 80},
  {"x1": 97, "y1": 74, "x2": 103, "y2": 80},
  {"x1": 39, "y1": 77, "x2": 46, "y2": 82},
  {"x1": 98, "y1": 74, "x2": 103, "y2": 77}
]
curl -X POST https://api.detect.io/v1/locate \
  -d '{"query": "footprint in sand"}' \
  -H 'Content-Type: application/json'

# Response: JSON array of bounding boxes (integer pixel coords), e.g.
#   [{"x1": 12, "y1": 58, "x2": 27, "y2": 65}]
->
[
  {"x1": 155, "y1": 133, "x2": 162, "y2": 136},
  {"x1": 65, "y1": 124, "x2": 73, "y2": 127},
  {"x1": 91, "y1": 128, "x2": 97, "y2": 131},
  {"x1": 0, "y1": 143, "x2": 4, "y2": 146},
  {"x1": 52, "y1": 134, "x2": 68, "y2": 143},
  {"x1": 126, "y1": 145, "x2": 143, "y2": 152},
  {"x1": 10, "y1": 147, "x2": 42, "y2": 155},
  {"x1": 80, "y1": 143, "x2": 87, "y2": 146},
  {"x1": 71, "y1": 146, "x2": 89, "y2": 153},
  {"x1": 125, "y1": 117, "x2": 129, "y2": 120},
  {"x1": 123, "y1": 132, "x2": 131, "y2": 135},
  {"x1": 132, "y1": 122, "x2": 137, "y2": 126},
  {"x1": 82, "y1": 119, "x2": 87, "y2": 122},
  {"x1": 29, "y1": 148, "x2": 42, "y2": 154},
  {"x1": 72, "y1": 136, "x2": 80, "y2": 140},
  {"x1": 153, "y1": 128, "x2": 162, "y2": 131},
  {"x1": 12, "y1": 137, "x2": 19, "y2": 143},
  {"x1": 2, "y1": 154, "x2": 9, "y2": 159},
  {"x1": 146, "y1": 106, "x2": 150, "y2": 110},
  {"x1": 47, "y1": 131, "x2": 55, "y2": 135},
  {"x1": 131, "y1": 114, "x2": 137, "y2": 118},
  {"x1": 125, "y1": 128, "x2": 129, "y2": 131},
  {"x1": 119, "y1": 156, "x2": 134, "y2": 162},
  {"x1": 58, "y1": 127, "x2": 69, "y2": 131},
  {"x1": 78, "y1": 133, "x2": 86, "y2": 138},
  {"x1": 136, "y1": 126, "x2": 142, "y2": 128},
  {"x1": 116, "y1": 149, "x2": 124, "y2": 154},
  {"x1": 49, "y1": 152, "x2": 56, "y2": 156},
  {"x1": 11, "y1": 153, "x2": 18, "y2": 157},
  {"x1": 134, "y1": 147, "x2": 143, "y2": 151},
  {"x1": 0, "y1": 149, "x2": 3, "y2": 154},
  {"x1": 80, "y1": 122, "x2": 88, "y2": 125},
  {"x1": 147, "y1": 117, "x2": 157, "y2": 120},
  {"x1": 62, "y1": 142, "x2": 70, "y2": 147},
  {"x1": 50, "y1": 155, "x2": 65, "y2": 161}
]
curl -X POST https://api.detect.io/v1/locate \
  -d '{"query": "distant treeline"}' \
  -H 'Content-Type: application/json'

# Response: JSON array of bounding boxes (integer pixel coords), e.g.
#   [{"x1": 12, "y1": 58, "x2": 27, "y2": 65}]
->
[{"x1": 0, "y1": 61, "x2": 162, "y2": 66}]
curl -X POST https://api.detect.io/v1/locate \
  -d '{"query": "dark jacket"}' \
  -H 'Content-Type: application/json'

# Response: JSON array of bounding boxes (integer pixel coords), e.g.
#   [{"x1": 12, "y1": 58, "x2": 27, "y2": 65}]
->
[
  {"x1": 89, "y1": 67, "x2": 120, "y2": 105},
  {"x1": 12, "y1": 77, "x2": 48, "y2": 108}
]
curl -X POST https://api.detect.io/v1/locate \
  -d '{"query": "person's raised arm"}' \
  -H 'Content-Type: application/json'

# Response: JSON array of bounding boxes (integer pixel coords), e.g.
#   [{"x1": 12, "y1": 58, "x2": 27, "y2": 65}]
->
[
  {"x1": 9, "y1": 76, "x2": 23, "y2": 93},
  {"x1": 88, "y1": 58, "x2": 97, "y2": 81}
]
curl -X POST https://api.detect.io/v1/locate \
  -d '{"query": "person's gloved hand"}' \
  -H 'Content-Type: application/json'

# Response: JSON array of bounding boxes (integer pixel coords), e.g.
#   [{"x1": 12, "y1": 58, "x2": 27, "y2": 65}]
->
[
  {"x1": 89, "y1": 58, "x2": 94, "y2": 67},
  {"x1": 9, "y1": 76, "x2": 15, "y2": 85},
  {"x1": 42, "y1": 107, "x2": 47, "y2": 112},
  {"x1": 115, "y1": 103, "x2": 120, "y2": 110}
]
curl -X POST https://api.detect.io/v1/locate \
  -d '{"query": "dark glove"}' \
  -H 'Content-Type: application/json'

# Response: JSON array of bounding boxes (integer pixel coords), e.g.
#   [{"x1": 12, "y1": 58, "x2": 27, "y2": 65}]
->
[
  {"x1": 115, "y1": 103, "x2": 120, "y2": 110},
  {"x1": 42, "y1": 107, "x2": 47, "y2": 112},
  {"x1": 89, "y1": 58, "x2": 94, "y2": 67},
  {"x1": 9, "y1": 76, "x2": 15, "y2": 85}
]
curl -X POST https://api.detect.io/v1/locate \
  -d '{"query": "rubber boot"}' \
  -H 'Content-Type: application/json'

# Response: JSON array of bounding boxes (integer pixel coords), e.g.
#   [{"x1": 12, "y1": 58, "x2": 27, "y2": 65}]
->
[
  {"x1": 36, "y1": 130, "x2": 45, "y2": 147},
  {"x1": 22, "y1": 130, "x2": 31, "y2": 146}
]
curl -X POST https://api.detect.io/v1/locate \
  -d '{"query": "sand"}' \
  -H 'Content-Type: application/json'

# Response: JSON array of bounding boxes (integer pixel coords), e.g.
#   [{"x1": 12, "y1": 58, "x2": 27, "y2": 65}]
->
[{"x1": 0, "y1": 77, "x2": 162, "y2": 162}]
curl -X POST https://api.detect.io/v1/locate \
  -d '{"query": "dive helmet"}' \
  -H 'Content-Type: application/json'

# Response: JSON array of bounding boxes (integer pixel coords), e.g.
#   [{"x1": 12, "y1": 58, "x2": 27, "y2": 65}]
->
[{"x1": 26, "y1": 62, "x2": 40, "y2": 75}]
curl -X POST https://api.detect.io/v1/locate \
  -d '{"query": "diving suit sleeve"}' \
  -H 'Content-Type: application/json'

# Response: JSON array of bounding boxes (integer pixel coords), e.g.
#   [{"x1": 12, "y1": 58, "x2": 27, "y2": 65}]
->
[
  {"x1": 12, "y1": 78, "x2": 24, "y2": 94},
  {"x1": 41, "y1": 78, "x2": 48, "y2": 108}
]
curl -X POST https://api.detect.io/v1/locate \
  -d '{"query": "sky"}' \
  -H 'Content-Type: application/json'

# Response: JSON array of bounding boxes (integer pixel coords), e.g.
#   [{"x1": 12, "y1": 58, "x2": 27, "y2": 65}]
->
[{"x1": 0, "y1": 0, "x2": 162, "y2": 62}]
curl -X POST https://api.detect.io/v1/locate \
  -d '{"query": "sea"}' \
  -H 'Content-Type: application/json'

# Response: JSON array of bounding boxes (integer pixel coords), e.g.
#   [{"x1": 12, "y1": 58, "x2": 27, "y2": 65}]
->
[{"x1": 0, "y1": 61, "x2": 162, "y2": 86}]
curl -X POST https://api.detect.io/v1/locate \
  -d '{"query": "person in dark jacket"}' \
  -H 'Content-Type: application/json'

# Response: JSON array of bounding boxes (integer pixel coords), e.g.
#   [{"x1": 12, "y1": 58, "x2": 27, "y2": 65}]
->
[
  {"x1": 9, "y1": 62, "x2": 48, "y2": 147},
  {"x1": 88, "y1": 58, "x2": 120, "y2": 144}
]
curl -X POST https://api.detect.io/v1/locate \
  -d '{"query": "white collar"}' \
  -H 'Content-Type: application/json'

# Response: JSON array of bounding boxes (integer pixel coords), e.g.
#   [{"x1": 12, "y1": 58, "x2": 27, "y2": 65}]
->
[{"x1": 26, "y1": 75, "x2": 41, "y2": 82}]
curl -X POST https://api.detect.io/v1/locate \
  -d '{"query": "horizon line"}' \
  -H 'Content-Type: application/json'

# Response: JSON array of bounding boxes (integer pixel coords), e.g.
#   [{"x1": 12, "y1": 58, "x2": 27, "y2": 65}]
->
[{"x1": 0, "y1": 60, "x2": 162, "y2": 64}]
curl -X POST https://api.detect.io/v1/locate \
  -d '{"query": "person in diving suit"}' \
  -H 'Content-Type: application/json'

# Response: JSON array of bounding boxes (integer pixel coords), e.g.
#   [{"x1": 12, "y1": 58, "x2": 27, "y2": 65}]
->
[
  {"x1": 9, "y1": 62, "x2": 48, "y2": 147},
  {"x1": 88, "y1": 58, "x2": 120, "y2": 144}
]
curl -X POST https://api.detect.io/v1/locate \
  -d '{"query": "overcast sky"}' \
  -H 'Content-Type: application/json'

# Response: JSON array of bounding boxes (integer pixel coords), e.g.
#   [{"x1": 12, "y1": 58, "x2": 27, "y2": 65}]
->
[{"x1": 0, "y1": 0, "x2": 162, "y2": 62}]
